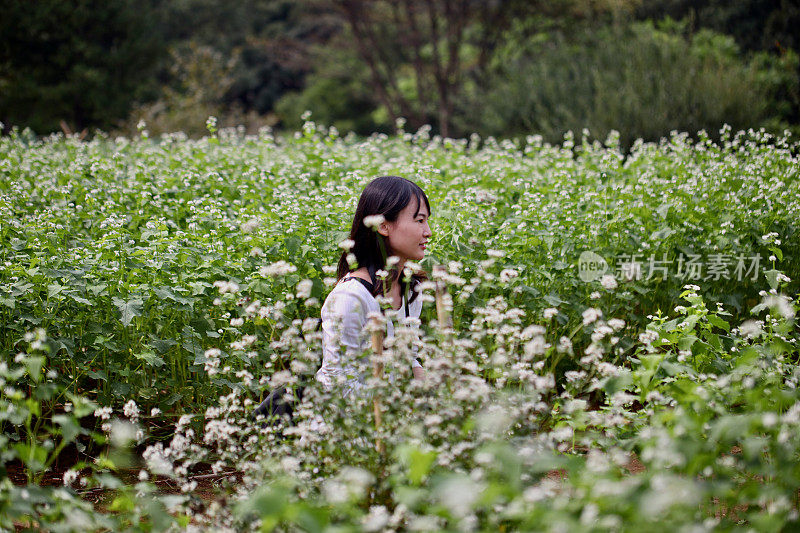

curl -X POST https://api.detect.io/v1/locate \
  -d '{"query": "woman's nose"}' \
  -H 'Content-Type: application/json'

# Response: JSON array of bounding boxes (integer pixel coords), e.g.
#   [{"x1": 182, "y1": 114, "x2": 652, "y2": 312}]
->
[{"x1": 423, "y1": 222, "x2": 432, "y2": 237}]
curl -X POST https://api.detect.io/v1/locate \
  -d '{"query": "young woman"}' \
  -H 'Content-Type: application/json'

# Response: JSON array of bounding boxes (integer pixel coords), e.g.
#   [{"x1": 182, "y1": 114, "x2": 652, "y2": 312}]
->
[{"x1": 315, "y1": 176, "x2": 432, "y2": 396}]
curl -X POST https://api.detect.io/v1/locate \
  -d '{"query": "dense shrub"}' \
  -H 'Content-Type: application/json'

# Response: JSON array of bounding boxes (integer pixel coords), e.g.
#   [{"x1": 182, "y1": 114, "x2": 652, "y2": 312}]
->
[{"x1": 460, "y1": 21, "x2": 798, "y2": 147}]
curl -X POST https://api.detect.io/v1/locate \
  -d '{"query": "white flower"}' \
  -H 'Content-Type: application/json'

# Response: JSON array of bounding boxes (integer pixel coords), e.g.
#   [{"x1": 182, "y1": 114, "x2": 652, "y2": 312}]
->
[
  {"x1": 363, "y1": 506, "x2": 390, "y2": 532},
  {"x1": 259, "y1": 260, "x2": 297, "y2": 277},
  {"x1": 557, "y1": 336, "x2": 573, "y2": 354},
  {"x1": 608, "y1": 318, "x2": 626, "y2": 331},
  {"x1": 346, "y1": 253, "x2": 357, "y2": 267},
  {"x1": 639, "y1": 330, "x2": 659, "y2": 345},
  {"x1": 363, "y1": 214, "x2": 386, "y2": 229},
  {"x1": 500, "y1": 268, "x2": 518, "y2": 283},
  {"x1": 63, "y1": 470, "x2": 79, "y2": 486},
  {"x1": 94, "y1": 406, "x2": 113, "y2": 421},
  {"x1": 543, "y1": 307, "x2": 559, "y2": 320},
  {"x1": 600, "y1": 274, "x2": 618, "y2": 290},
  {"x1": 338, "y1": 239, "x2": 355, "y2": 251},
  {"x1": 123, "y1": 400, "x2": 139, "y2": 420},
  {"x1": 597, "y1": 362, "x2": 620, "y2": 376},
  {"x1": 582, "y1": 307, "x2": 603, "y2": 325},
  {"x1": 296, "y1": 279, "x2": 313, "y2": 299},
  {"x1": 270, "y1": 370, "x2": 294, "y2": 388},
  {"x1": 551, "y1": 426, "x2": 573, "y2": 441},
  {"x1": 524, "y1": 336, "x2": 551, "y2": 359},
  {"x1": 591, "y1": 324, "x2": 613, "y2": 342},
  {"x1": 763, "y1": 294, "x2": 795, "y2": 320},
  {"x1": 487, "y1": 249, "x2": 505, "y2": 258},
  {"x1": 240, "y1": 218, "x2": 259, "y2": 234},
  {"x1": 213, "y1": 280, "x2": 240, "y2": 294},
  {"x1": 521, "y1": 324, "x2": 546, "y2": 339},
  {"x1": 738, "y1": 320, "x2": 762, "y2": 339},
  {"x1": 590, "y1": 291, "x2": 601, "y2": 300}
]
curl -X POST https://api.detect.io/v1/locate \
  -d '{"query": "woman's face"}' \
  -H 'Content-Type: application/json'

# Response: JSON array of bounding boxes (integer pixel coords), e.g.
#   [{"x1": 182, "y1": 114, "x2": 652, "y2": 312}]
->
[{"x1": 381, "y1": 196, "x2": 431, "y2": 262}]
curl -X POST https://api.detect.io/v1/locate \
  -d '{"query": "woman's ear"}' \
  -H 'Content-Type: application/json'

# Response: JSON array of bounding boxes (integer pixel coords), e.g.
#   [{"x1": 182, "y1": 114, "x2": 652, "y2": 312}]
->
[{"x1": 377, "y1": 221, "x2": 390, "y2": 237}]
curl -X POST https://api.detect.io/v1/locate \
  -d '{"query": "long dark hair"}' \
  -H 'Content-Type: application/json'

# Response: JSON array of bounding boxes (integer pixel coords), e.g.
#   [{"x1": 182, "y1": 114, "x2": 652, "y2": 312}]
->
[{"x1": 336, "y1": 176, "x2": 430, "y2": 303}]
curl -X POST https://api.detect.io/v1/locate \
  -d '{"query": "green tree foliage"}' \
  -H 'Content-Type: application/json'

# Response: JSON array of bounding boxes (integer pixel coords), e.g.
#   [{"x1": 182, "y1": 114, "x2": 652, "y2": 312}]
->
[
  {"x1": 457, "y1": 20, "x2": 798, "y2": 147},
  {"x1": 275, "y1": 46, "x2": 387, "y2": 135},
  {"x1": 0, "y1": 0, "x2": 165, "y2": 134},
  {"x1": 310, "y1": 0, "x2": 611, "y2": 137},
  {"x1": 159, "y1": 0, "x2": 328, "y2": 116},
  {"x1": 122, "y1": 43, "x2": 259, "y2": 137},
  {"x1": 2, "y1": 0, "x2": 798, "y2": 139},
  {"x1": 636, "y1": 0, "x2": 800, "y2": 125},
  {"x1": 636, "y1": 0, "x2": 800, "y2": 54}
]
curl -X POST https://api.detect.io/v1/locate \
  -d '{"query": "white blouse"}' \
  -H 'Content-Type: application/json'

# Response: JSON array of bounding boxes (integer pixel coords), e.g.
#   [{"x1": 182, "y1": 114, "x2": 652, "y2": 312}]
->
[{"x1": 315, "y1": 274, "x2": 423, "y2": 396}]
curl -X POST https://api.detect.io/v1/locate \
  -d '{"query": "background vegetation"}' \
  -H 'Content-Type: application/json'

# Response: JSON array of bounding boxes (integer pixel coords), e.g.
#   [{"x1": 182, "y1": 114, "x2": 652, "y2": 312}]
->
[
  {"x1": 1, "y1": 126, "x2": 799, "y2": 530},
  {"x1": 3, "y1": 1, "x2": 800, "y2": 529},
  {"x1": 1, "y1": 0, "x2": 798, "y2": 144}
]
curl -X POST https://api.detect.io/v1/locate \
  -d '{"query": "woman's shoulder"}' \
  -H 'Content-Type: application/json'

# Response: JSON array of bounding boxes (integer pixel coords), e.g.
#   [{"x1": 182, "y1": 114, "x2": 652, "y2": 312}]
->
[{"x1": 322, "y1": 277, "x2": 378, "y2": 317}]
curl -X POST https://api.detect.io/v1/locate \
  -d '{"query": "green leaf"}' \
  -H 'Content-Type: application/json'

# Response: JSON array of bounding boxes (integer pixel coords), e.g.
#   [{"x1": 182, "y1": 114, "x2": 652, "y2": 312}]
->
[
  {"x1": 707, "y1": 315, "x2": 730, "y2": 332},
  {"x1": 112, "y1": 297, "x2": 144, "y2": 326},
  {"x1": 88, "y1": 283, "x2": 108, "y2": 296},
  {"x1": 650, "y1": 226, "x2": 675, "y2": 241},
  {"x1": 678, "y1": 335, "x2": 698, "y2": 350},
  {"x1": 87, "y1": 369, "x2": 108, "y2": 381},
  {"x1": 768, "y1": 246, "x2": 783, "y2": 261},
  {"x1": 24, "y1": 355, "x2": 44, "y2": 382},
  {"x1": 707, "y1": 333, "x2": 721, "y2": 350},
  {"x1": 14, "y1": 442, "x2": 48, "y2": 471},
  {"x1": 54, "y1": 414, "x2": 81, "y2": 443},
  {"x1": 47, "y1": 283, "x2": 65, "y2": 298},
  {"x1": 68, "y1": 294, "x2": 92, "y2": 305},
  {"x1": 150, "y1": 337, "x2": 178, "y2": 354},
  {"x1": 134, "y1": 349, "x2": 165, "y2": 368},
  {"x1": 656, "y1": 202, "x2": 672, "y2": 218},
  {"x1": 65, "y1": 392, "x2": 98, "y2": 417},
  {"x1": 764, "y1": 269, "x2": 780, "y2": 290},
  {"x1": 153, "y1": 287, "x2": 175, "y2": 301},
  {"x1": 406, "y1": 447, "x2": 437, "y2": 486}
]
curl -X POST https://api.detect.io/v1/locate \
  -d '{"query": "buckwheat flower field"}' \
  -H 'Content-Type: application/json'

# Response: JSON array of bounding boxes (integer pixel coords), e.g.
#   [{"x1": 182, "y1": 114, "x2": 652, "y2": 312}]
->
[{"x1": 2, "y1": 122, "x2": 799, "y2": 531}]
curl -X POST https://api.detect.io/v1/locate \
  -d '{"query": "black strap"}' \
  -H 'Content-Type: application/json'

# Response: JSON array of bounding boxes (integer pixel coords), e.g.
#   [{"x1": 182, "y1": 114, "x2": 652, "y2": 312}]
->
[
  {"x1": 347, "y1": 276, "x2": 409, "y2": 317},
  {"x1": 350, "y1": 276, "x2": 375, "y2": 296}
]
